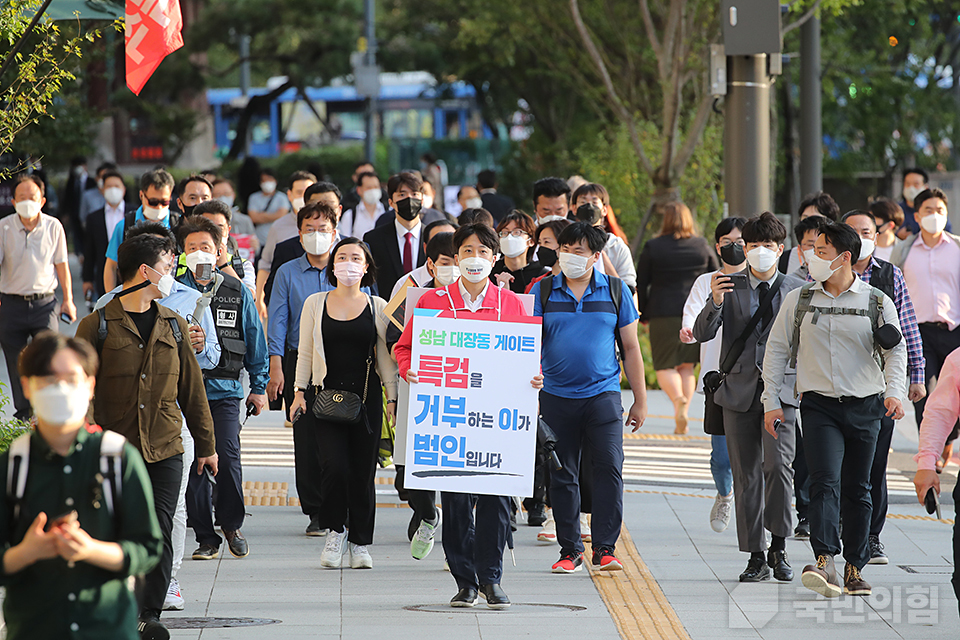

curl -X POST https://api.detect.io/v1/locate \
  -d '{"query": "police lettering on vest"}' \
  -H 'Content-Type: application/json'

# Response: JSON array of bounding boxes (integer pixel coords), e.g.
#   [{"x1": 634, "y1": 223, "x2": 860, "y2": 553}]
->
[{"x1": 177, "y1": 267, "x2": 247, "y2": 380}]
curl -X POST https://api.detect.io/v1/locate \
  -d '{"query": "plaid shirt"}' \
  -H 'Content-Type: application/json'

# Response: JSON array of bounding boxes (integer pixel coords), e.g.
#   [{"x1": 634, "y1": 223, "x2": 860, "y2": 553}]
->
[{"x1": 860, "y1": 258, "x2": 925, "y2": 385}]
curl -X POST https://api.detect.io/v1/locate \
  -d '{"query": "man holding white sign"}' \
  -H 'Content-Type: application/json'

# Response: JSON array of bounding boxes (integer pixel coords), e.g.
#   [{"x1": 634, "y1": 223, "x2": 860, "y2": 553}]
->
[
  {"x1": 395, "y1": 223, "x2": 544, "y2": 610},
  {"x1": 531, "y1": 222, "x2": 648, "y2": 574}
]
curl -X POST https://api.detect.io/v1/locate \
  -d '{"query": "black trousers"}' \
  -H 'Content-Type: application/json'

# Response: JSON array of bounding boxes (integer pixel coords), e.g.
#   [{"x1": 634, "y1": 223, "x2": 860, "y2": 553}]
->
[
  {"x1": 869, "y1": 415, "x2": 895, "y2": 537},
  {"x1": 268, "y1": 348, "x2": 299, "y2": 416},
  {"x1": 187, "y1": 397, "x2": 244, "y2": 546},
  {"x1": 293, "y1": 382, "x2": 323, "y2": 517},
  {"x1": 0, "y1": 294, "x2": 57, "y2": 418},
  {"x1": 523, "y1": 441, "x2": 594, "y2": 514},
  {"x1": 915, "y1": 323, "x2": 960, "y2": 443},
  {"x1": 394, "y1": 464, "x2": 437, "y2": 524},
  {"x1": 311, "y1": 388, "x2": 381, "y2": 546},
  {"x1": 142, "y1": 454, "x2": 183, "y2": 619},
  {"x1": 441, "y1": 492, "x2": 511, "y2": 591},
  {"x1": 801, "y1": 393, "x2": 884, "y2": 570},
  {"x1": 540, "y1": 390, "x2": 624, "y2": 554}
]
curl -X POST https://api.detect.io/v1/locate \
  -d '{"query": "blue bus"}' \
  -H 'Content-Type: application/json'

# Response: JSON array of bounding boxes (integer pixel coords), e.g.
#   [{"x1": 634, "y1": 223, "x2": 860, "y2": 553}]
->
[{"x1": 206, "y1": 73, "x2": 501, "y2": 158}]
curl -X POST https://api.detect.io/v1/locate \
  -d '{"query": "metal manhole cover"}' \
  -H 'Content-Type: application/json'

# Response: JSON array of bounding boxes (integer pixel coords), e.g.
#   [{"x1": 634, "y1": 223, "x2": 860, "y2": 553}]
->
[
  {"x1": 404, "y1": 603, "x2": 587, "y2": 614},
  {"x1": 897, "y1": 565, "x2": 953, "y2": 575},
  {"x1": 163, "y1": 617, "x2": 280, "y2": 629}
]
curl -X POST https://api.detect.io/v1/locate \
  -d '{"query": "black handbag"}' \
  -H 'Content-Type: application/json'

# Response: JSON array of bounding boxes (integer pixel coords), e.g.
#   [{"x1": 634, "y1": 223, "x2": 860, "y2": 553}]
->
[
  {"x1": 701, "y1": 273, "x2": 784, "y2": 436},
  {"x1": 312, "y1": 299, "x2": 376, "y2": 425}
]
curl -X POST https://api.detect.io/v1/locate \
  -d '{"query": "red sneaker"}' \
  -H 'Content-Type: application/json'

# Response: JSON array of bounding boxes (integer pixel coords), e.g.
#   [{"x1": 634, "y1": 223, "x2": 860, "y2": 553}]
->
[
  {"x1": 551, "y1": 550, "x2": 583, "y2": 574},
  {"x1": 592, "y1": 546, "x2": 623, "y2": 571}
]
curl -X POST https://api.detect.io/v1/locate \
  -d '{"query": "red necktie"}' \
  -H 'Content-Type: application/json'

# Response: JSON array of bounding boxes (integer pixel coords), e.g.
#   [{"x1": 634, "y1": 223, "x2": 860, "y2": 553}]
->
[{"x1": 403, "y1": 232, "x2": 413, "y2": 273}]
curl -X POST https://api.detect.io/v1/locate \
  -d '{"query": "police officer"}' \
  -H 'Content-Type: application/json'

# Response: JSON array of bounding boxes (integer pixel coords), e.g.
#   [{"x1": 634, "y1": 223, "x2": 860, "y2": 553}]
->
[{"x1": 175, "y1": 215, "x2": 269, "y2": 561}]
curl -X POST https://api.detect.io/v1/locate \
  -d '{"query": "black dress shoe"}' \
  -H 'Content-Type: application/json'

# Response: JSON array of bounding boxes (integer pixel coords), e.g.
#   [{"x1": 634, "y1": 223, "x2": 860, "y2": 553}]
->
[
  {"x1": 767, "y1": 550, "x2": 794, "y2": 581},
  {"x1": 450, "y1": 587, "x2": 478, "y2": 608},
  {"x1": 223, "y1": 529, "x2": 249, "y2": 558},
  {"x1": 479, "y1": 583, "x2": 511, "y2": 609},
  {"x1": 794, "y1": 519, "x2": 811, "y2": 539},
  {"x1": 739, "y1": 555, "x2": 771, "y2": 582}
]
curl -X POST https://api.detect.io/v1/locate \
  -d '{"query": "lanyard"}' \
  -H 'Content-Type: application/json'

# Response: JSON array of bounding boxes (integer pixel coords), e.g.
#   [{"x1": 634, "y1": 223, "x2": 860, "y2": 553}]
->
[{"x1": 441, "y1": 282, "x2": 502, "y2": 320}]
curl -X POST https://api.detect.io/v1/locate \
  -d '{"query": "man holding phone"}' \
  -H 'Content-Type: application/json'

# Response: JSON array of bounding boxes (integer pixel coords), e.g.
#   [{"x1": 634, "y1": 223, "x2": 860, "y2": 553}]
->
[
  {"x1": 913, "y1": 346, "x2": 960, "y2": 615},
  {"x1": 693, "y1": 212, "x2": 805, "y2": 584},
  {"x1": 76, "y1": 232, "x2": 217, "y2": 638}
]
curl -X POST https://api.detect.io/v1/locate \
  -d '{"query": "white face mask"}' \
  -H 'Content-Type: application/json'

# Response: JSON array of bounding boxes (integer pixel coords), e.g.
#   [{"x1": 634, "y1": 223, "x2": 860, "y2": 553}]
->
[
  {"x1": 464, "y1": 197, "x2": 483, "y2": 210},
  {"x1": 801, "y1": 248, "x2": 815, "y2": 265},
  {"x1": 104, "y1": 187, "x2": 124, "y2": 207},
  {"x1": 558, "y1": 252, "x2": 591, "y2": 279},
  {"x1": 434, "y1": 264, "x2": 460, "y2": 286},
  {"x1": 903, "y1": 185, "x2": 923, "y2": 202},
  {"x1": 458, "y1": 257, "x2": 493, "y2": 283},
  {"x1": 217, "y1": 195, "x2": 235, "y2": 208},
  {"x1": 185, "y1": 250, "x2": 217, "y2": 276},
  {"x1": 807, "y1": 253, "x2": 842, "y2": 282},
  {"x1": 362, "y1": 188, "x2": 380, "y2": 205},
  {"x1": 291, "y1": 197, "x2": 305, "y2": 212},
  {"x1": 146, "y1": 266, "x2": 175, "y2": 298},
  {"x1": 15, "y1": 200, "x2": 41, "y2": 219},
  {"x1": 142, "y1": 205, "x2": 169, "y2": 221},
  {"x1": 333, "y1": 261, "x2": 365, "y2": 286},
  {"x1": 536, "y1": 214, "x2": 567, "y2": 226},
  {"x1": 746, "y1": 246, "x2": 779, "y2": 272},
  {"x1": 30, "y1": 381, "x2": 90, "y2": 427},
  {"x1": 301, "y1": 231, "x2": 333, "y2": 256},
  {"x1": 920, "y1": 212, "x2": 947, "y2": 235},
  {"x1": 499, "y1": 235, "x2": 528, "y2": 259},
  {"x1": 858, "y1": 237, "x2": 875, "y2": 261},
  {"x1": 261, "y1": 181, "x2": 277, "y2": 194}
]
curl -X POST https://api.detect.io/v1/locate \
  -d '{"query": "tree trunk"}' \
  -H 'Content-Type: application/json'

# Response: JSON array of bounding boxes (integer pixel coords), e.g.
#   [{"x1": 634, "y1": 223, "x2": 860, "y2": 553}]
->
[
  {"x1": 630, "y1": 184, "x2": 681, "y2": 254},
  {"x1": 225, "y1": 79, "x2": 296, "y2": 161}
]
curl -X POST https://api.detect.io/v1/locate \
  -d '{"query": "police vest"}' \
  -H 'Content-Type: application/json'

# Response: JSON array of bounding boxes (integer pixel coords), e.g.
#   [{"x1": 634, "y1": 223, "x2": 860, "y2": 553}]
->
[{"x1": 177, "y1": 271, "x2": 247, "y2": 380}]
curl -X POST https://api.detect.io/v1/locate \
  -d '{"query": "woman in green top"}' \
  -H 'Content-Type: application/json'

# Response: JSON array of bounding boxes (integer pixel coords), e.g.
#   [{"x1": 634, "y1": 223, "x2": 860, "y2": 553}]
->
[{"x1": 0, "y1": 332, "x2": 162, "y2": 640}]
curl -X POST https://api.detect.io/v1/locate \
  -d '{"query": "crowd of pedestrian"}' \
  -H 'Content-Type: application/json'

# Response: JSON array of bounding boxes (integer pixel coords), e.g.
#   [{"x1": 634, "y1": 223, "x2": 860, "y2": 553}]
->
[{"x1": 0, "y1": 159, "x2": 956, "y2": 640}]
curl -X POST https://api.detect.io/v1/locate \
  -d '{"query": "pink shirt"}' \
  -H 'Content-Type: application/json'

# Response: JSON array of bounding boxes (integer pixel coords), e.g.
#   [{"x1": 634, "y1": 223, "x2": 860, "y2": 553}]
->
[
  {"x1": 915, "y1": 347, "x2": 960, "y2": 470},
  {"x1": 902, "y1": 234, "x2": 960, "y2": 330}
]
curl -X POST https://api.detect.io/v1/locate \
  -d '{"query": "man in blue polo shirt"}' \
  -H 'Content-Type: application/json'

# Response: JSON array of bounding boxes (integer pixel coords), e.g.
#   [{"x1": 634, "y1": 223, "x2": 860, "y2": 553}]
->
[
  {"x1": 103, "y1": 168, "x2": 176, "y2": 291},
  {"x1": 531, "y1": 221, "x2": 648, "y2": 574}
]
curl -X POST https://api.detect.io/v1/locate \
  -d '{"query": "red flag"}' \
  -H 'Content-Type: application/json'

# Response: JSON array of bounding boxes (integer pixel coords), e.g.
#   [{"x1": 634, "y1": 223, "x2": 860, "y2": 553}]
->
[{"x1": 125, "y1": 0, "x2": 184, "y2": 95}]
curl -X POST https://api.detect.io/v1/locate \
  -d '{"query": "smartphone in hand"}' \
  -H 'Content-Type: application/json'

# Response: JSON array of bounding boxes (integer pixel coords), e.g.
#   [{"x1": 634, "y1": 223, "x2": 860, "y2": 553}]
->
[
  {"x1": 60, "y1": 312, "x2": 73, "y2": 324},
  {"x1": 46, "y1": 510, "x2": 78, "y2": 531},
  {"x1": 924, "y1": 487, "x2": 941, "y2": 520}
]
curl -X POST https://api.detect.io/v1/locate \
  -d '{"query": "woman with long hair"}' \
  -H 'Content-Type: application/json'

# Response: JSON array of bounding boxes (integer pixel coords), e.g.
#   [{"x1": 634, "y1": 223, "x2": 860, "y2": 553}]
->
[{"x1": 636, "y1": 201, "x2": 718, "y2": 433}]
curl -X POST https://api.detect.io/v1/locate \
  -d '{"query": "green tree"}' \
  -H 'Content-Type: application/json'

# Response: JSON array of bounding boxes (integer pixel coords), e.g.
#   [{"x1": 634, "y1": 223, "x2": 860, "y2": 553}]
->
[{"x1": 0, "y1": 0, "x2": 96, "y2": 172}]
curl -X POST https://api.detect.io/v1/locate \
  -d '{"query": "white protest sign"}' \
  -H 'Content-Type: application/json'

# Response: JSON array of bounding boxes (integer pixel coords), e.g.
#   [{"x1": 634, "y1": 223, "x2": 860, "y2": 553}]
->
[{"x1": 404, "y1": 309, "x2": 541, "y2": 497}]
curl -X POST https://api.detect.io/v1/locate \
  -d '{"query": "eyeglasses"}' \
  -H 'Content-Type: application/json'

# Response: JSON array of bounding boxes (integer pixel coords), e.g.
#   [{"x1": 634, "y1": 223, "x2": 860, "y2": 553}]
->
[
  {"x1": 718, "y1": 239, "x2": 745, "y2": 247},
  {"x1": 499, "y1": 229, "x2": 528, "y2": 238},
  {"x1": 145, "y1": 198, "x2": 171, "y2": 208}
]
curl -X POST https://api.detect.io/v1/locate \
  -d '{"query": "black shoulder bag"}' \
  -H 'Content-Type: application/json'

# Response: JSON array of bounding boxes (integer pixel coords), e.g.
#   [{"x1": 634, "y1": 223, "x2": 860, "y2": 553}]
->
[
  {"x1": 312, "y1": 297, "x2": 376, "y2": 425},
  {"x1": 702, "y1": 274, "x2": 783, "y2": 435}
]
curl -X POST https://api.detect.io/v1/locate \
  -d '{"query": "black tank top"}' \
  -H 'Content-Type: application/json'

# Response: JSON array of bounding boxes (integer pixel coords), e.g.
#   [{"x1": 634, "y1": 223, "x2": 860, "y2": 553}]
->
[{"x1": 321, "y1": 303, "x2": 377, "y2": 395}]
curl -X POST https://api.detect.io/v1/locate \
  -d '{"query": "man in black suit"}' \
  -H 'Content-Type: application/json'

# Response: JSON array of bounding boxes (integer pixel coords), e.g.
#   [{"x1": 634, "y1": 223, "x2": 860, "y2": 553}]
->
[
  {"x1": 477, "y1": 169, "x2": 515, "y2": 223},
  {"x1": 363, "y1": 171, "x2": 428, "y2": 297},
  {"x1": 82, "y1": 170, "x2": 127, "y2": 300}
]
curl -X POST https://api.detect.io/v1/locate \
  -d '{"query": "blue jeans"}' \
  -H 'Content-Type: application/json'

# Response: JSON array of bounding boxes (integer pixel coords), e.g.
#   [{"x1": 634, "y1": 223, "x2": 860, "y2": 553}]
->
[{"x1": 710, "y1": 435, "x2": 733, "y2": 496}]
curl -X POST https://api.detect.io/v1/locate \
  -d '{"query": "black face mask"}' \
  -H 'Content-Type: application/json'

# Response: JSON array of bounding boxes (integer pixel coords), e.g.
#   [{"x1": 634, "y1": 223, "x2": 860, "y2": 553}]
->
[
  {"x1": 181, "y1": 204, "x2": 196, "y2": 217},
  {"x1": 395, "y1": 196, "x2": 423, "y2": 221},
  {"x1": 719, "y1": 243, "x2": 746, "y2": 266},
  {"x1": 538, "y1": 247, "x2": 558, "y2": 268},
  {"x1": 575, "y1": 203, "x2": 604, "y2": 225}
]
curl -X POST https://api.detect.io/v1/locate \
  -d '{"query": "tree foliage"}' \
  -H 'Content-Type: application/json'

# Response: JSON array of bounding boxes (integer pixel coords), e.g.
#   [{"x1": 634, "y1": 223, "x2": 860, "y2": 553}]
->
[{"x1": 0, "y1": 0, "x2": 95, "y2": 173}]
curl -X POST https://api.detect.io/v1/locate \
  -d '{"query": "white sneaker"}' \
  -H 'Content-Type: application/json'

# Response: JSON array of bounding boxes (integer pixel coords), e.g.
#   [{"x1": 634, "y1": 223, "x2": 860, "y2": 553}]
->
[
  {"x1": 580, "y1": 513, "x2": 592, "y2": 542},
  {"x1": 320, "y1": 529, "x2": 347, "y2": 568},
  {"x1": 163, "y1": 577, "x2": 184, "y2": 611},
  {"x1": 710, "y1": 493, "x2": 733, "y2": 533},
  {"x1": 537, "y1": 511, "x2": 557, "y2": 544},
  {"x1": 349, "y1": 543, "x2": 373, "y2": 569}
]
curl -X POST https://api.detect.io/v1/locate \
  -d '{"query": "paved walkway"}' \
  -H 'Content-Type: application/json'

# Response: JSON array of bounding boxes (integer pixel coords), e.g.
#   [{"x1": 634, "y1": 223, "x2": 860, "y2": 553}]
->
[{"x1": 0, "y1": 257, "x2": 956, "y2": 638}]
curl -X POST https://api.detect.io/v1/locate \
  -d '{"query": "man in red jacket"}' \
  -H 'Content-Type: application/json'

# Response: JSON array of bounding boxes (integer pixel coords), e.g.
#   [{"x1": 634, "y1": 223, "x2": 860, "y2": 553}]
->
[{"x1": 395, "y1": 223, "x2": 542, "y2": 610}]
